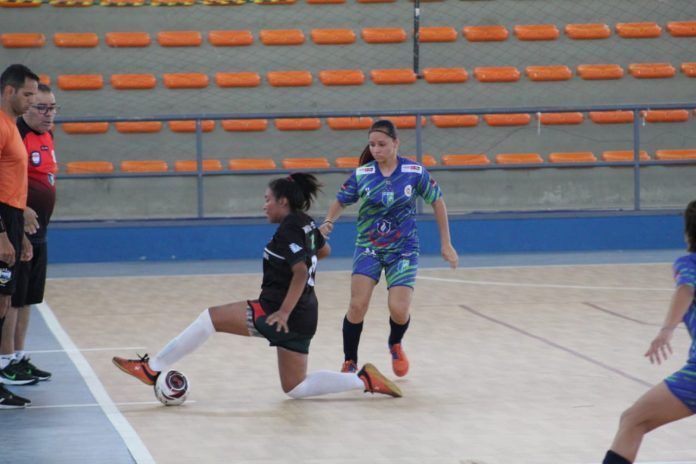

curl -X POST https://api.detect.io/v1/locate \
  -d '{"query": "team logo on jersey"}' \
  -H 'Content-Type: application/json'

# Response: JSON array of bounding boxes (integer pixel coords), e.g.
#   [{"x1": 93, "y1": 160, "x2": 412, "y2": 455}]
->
[
  {"x1": 381, "y1": 191, "x2": 394, "y2": 206},
  {"x1": 289, "y1": 243, "x2": 303, "y2": 253},
  {"x1": 0, "y1": 268, "x2": 11, "y2": 284},
  {"x1": 31, "y1": 151, "x2": 41, "y2": 166},
  {"x1": 401, "y1": 164, "x2": 422, "y2": 174},
  {"x1": 356, "y1": 166, "x2": 375, "y2": 175},
  {"x1": 404, "y1": 185, "x2": 412, "y2": 197}
]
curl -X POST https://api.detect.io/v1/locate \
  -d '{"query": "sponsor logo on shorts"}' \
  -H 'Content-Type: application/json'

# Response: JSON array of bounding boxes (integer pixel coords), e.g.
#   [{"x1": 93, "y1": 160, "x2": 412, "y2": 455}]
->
[{"x1": 0, "y1": 268, "x2": 12, "y2": 285}]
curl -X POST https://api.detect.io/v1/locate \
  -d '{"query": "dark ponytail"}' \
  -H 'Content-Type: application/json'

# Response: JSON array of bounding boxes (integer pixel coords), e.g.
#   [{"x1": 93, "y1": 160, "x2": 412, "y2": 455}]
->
[
  {"x1": 685, "y1": 200, "x2": 696, "y2": 252},
  {"x1": 268, "y1": 172, "x2": 322, "y2": 212},
  {"x1": 359, "y1": 119, "x2": 399, "y2": 166}
]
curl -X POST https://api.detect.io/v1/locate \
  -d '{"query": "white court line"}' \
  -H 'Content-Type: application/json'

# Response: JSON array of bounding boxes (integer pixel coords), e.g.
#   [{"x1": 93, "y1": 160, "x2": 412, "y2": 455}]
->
[
  {"x1": 417, "y1": 275, "x2": 674, "y2": 292},
  {"x1": 30, "y1": 400, "x2": 196, "y2": 410},
  {"x1": 37, "y1": 302, "x2": 155, "y2": 464},
  {"x1": 26, "y1": 346, "x2": 146, "y2": 355}
]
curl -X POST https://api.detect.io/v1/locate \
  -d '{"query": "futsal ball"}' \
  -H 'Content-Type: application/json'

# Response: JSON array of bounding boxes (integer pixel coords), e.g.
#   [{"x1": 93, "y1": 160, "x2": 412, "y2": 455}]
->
[{"x1": 154, "y1": 370, "x2": 189, "y2": 406}]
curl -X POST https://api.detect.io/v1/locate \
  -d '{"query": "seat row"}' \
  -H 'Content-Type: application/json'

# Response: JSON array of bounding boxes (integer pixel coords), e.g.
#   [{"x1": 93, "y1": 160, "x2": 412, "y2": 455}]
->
[
  {"x1": 3, "y1": 22, "x2": 695, "y2": 48},
  {"x1": 62, "y1": 149, "x2": 696, "y2": 174},
  {"x1": 2, "y1": 0, "x2": 409, "y2": 7}
]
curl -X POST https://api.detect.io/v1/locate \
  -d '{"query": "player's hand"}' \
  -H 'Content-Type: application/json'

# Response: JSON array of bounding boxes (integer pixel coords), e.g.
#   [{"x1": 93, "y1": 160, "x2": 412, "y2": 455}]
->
[
  {"x1": 442, "y1": 243, "x2": 458, "y2": 269},
  {"x1": 0, "y1": 232, "x2": 15, "y2": 267},
  {"x1": 645, "y1": 327, "x2": 675, "y2": 364},
  {"x1": 23, "y1": 207, "x2": 39, "y2": 235},
  {"x1": 319, "y1": 221, "x2": 333, "y2": 239},
  {"x1": 20, "y1": 234, "x2": 33, "y2": 262},
  {"x1": 266, "y1": 310, "x2": 290, "y2": 334}
]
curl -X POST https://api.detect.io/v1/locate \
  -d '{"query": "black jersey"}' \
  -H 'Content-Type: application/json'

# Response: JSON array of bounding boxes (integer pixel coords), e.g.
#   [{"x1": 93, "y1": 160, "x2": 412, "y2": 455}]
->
[{"x1": 259, "y1": 212, "x2": 325, "y2": 335}]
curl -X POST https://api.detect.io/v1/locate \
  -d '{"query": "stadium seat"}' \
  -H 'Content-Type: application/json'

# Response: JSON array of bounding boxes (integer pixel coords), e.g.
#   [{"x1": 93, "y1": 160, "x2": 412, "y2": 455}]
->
[
  {"x1": 335, "y1": 157, "x2": 359, "y2": 168},
  {"x1": 380, "y1": 116, "x2": 427, "y2": 128},
  {"x1": 513, "y1": 24, "x2": 560, "y2": 41},
  {"x1": 431, "y1": 115, "x2": 479, "y2": 128},
  {"x1": 576, "y1": 64, "x2": 624, "y2": 80},
  {"x1": 157, "y1": 31, "x2": 202, "y2": 47},
  {"x1": 357, "y1": 0, "x2": 395, "y2": 3},
  {"x1": 0, "y1": 0, "x2": 41, "y2": 7},
  {"x1": 601, "y1": 150, "x2": 649, "y2": 162},
  {"x1": 327, "y1": 117, "x2": 373, "y2": 130},
  {"x1": 667, "y1": 21, "x2": 696, "y2": 37},
  {"x1": 267, "y1": 70, "x2": 313, "y2": 87},
  {"x1": 370, "y1": 69, "x2": 417, "y2": 85},
  {"x1": 654, "y1": 149, "x2": 696, "y2": 160},
  {"x1": 564, "y1": 23, "x2": 611, "y2": 40},
  {"x1": 538, "y1": 112, "x2": 584, "y2": 125},
  {"x1": 53, "y1": 32, "x2": 98, "y2": 47},
  {"x1": 168, "y1": 120, "x2": 216, "y2": 132},
  {"x1": 162, "y1": 73, "x2": 209, "y2": 89},
  {"x1": 588, "y1": 111, "x2": 634, "y2": 124},
  {"x1": 615, "y1": 22, "x2": 662, "y2": 38},
  {"x1": 473, "y1": 67, "x2": 520, "y2": 82},
  {"x1": 105, "y1": 32, "x2": 151, "y2": 47},
  {"x1": 49, "y1": 0, "x2": 95, "y2": 7},
  {"x1": 307, "y1": 0, "x2": 345, "y2": 4},
  {"x1": 310, "y1": 29, "x2": 356, "y2": 45},
  {"x1": 319, "y1": 70, "x2": 365, "y2": 86},
  {"x1": 260, "y1": 29, "x2": 305, "y2": 45},
  {"x1": 1, "y1": 33, "x2": 45, "y2": 48},
  {"x1": 681, "y1": 62, "x2": 696, "y2": 77},
  {"x1": 548, "y1": 152, "x2": 597, "y2": 163},
  {"x1": 174, "y1": 159, "x2": 223, "y2": 171},
  {"x1": 282, "y1": 157, "x2": 330, "y2": 169},
  {"x1": 642, "y1": 110, "x2": 689, "y2": 123},
  {"x1": 462, "y1": 25, "x2": 509, "y2": 42},
  {"x1": 215, "y1": 72, "x2": 261, "y2": 87},
  {"x1": 404, "y1": 154, "x2": 437, "y2": 166},
  {"x1": 100, "y1": 0, "x2": 145, "y2": 5},
  {"x1": 422, "y1": 67, "x2": 468, "y2": 84},
  {"x1": 484, "y1": 114, "x2": 531, "y2": 126},
  {"x1": 419, "y1": 27, "x2": 457, "y2": 42},
  {"x1": 115, "y1": 122, "x2": 163, "y2": 133},
  {"x1": 110, "y1": 74, "x2": 157, "y2": 90},
  {"x1": 274, "y1": 118, "x2": 322, "y2": 130},
  {"x1": 208, "y1": 30, "x2": 253, "y2": 46},
  {"x1": 495, "y1": 153, "x2": 543, "y2": 164},
  {"x1": 65, "y1": 161, "x2": 114, "y2": 174},
  {"x1": 39, "y1": 74, "x2": 50, "y2": 85},
  {"x1": 61, "y1": 122, "x2": 109, "y2": 134},
  {"x1": 525, "y1": 65, "x2": 572, "y2": 81},
  {"x1": 441, "y1": 154, "x2": 490, "y2": 165},
  {"x1": 361, "y1": 28, "x2": 407, "y2": 44},
  {"x1": 221, "y1": 119, "x2": 268, "y2": 131},
  {"x1": 57, "y1": 74, "x2": 104, "y2": 90},
  {"x1": 120, "y1": 160, "x2": 169, "y2": 172},
  {"x1": 228, "y1": 159, "x2": 277, "y2": 170},
  {"x1": 628, "y1": 63, "x2": 676, "y2": 78}
]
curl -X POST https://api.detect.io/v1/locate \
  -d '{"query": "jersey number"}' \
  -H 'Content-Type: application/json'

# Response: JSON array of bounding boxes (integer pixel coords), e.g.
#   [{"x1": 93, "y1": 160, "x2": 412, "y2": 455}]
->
[{"x1": 307, "y1": 255, "x2": 318, "y2": 287}]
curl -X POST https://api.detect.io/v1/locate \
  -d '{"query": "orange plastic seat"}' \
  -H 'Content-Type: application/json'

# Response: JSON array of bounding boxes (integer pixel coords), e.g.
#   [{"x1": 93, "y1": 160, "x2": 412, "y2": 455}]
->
[
  {"x1": 576, "y1": 64, "x2": 624, "y2": 80},
  {"x1": 335, "y1": 157, "x2": 360, "y2": 168},
  {"x1": 462, "y1": 25, "x2": 509, "y2": 42},
  {"x1": 484, "y1": 114, "x2": 531, "y2": 126},
  {"x1": 441, "y1": 154, "x2": 489, "y2": 166},
  {"x1": 655, "y1": 149, "x2": 696, "y2": 160},
  {"x1": 311, "y1": 29, "x2": 356, "y2": 45},
  {"x1": 601, "y1": 150, "x2": 649, "y2": 162},
  {"x1": 357, "y1": 0, "x2": 395, "y2": 3},
  {"x1": 174, "y1": 159, "x2": 223, "y2": 172},
  {"x1": 100, "y1": 0, "x2": 145, "y2": 5},
  {"x1": 282, "y1": 157, "x2": 330, "y2": 169},
  {"x1": 370, "y1": 69, "x2": 417, "y2": 85},
  {"x1": 105, "y1": 32, "x2": 151, "y2": 47},
  {"x1": 361, "y1": 28, "x2": 407, "y2": 44},
  {"x1": 0, "y1": 0, "x2": 41, "y2": 7},
  {"x1": 215, "y1": 72, "x2": 261, "y2": 88},
  {"x1": 642, "y1": 110, "x2": 689, "y2": 123},
  {"x1": 162, "y1": 73, "x2": 209, "y2": 89},
  {"x1": 667, "y1": 21, "x2": 696, "y2": 37},
  {"x1": 422, "y1": 67, "x2": 468, "y2": 84},
  {"x1": 228, "y1": 159, "x2": 277, "y2": 170},
  {"x1": 208, "y1": 30, "x2": 253, "y2": 46},
  {"x1": 110, "y1": 74, "x2": 156, "y2": 90},
  {"x1": 1, "y1": 33, "x2": 45, "y2": 48},
  {"x1": 404, "y1": 155, "x2": 437, "y2": 166},
  {"x1": 327, "y1": 117, "x2": 373, "y2": 130},
  {"x1": 538, "y1": 112, "x2": 584, "y2": 125},
  {"x1": 564, "y1": 23, "x2": 611, "y2": 40},
  {"x1": 307, "y1": 0, "x2": 345, "y2": 3},
  {"x1": 616, "y1": 22, "x2": 661, "y2": 38},
  {"x1": 319, "y1": 69, "x2": 365, "y2": 86},
  {"x1": 275, "y1": 118, "x2": 322, "y2": 131},
  {"x1": 267, "y1": 70, "x2": 313, "y2": 87},
  {"x1": 628, "y1": 63, "x2": 676, "y2": 79},
  {"x1": 495, "y1": 153, "x2": 543, "y2": 164},
  {"x1": 548, "y1": 152, "x2": 597, "y2": 163},
  {"x1": 121, "y1": 160, "x2": 168, "y2": 172},
  {"x1": 473, "y1": 67, "x2": 520, "y2": 83},
  {"x1": 681, "y1": 62, "x2": 696, "y2": 77},
  {"x1": 157, "y1": 31, "x2": 202, "y2": 47},
  {"x1": 39, "y1": 74, "x2": 51, "y2": 85},
  {"x1": 260, "y1": 29, "x2": 305, "y2": 46},
  {"x1": 221, "y1": 119, "x2": 268, "y2": 131},
  {"x1": 168, "y1": 120, "x2": 216, "y2": 132},
  {"x1": 525, "y1": 65, "x2": 572, "y2": 81},
  {"x1": 380, "y1": 116, "x2": 427, "y2": 129},
  {"x1": 53, "y1": 32, "x2": 98, "y2": 47},
  {"x1": 57, "y1": 74, "x2": 104, "y2": 90},
  {"x1": 61, "y1": 122, "x2": 109, "y2": 134},
  {"x1": 588, "y1": 111, "x2": 634, "y2": 124},
  {"x1": 419, "y1": 27, "x2": 457, "y2": 42},
  {"x1": 115, "y1": 122, "x2": 163, "y2": 133},
  {"x1": 65, "y1": 161, "x2": 114, "y2": 174},
  {"x1": 431, "y1": 115, "x2": 478, "y2": 128},
  {"x1": 513, "y1": 24, "x2": 559, "y2": 41}
]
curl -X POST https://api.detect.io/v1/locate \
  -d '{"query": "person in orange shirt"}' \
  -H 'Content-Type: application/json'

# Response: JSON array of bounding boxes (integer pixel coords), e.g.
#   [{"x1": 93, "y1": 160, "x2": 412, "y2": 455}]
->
[{"x1": 0, "y1": 64, "x2": 39, "y2": 409}]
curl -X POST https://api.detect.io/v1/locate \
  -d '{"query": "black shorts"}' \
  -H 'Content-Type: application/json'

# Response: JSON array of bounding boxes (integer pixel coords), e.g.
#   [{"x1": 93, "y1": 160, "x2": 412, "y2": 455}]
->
[
  {"x1": 12, "y1": 241, "x2": 47, "y2": 307},
  {"x1": 0, "y1": 203, "x2": 24, "y2": 296},
  {"x1": 247, "y1": 300, "x2": 313, "y2": 354}
]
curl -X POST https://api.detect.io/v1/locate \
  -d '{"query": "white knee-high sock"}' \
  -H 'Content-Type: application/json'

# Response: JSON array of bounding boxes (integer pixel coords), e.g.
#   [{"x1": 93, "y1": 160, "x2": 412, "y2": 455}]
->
[
  {"x1": 286, "y1": 371, "x2": 365, "y2": 399},
  {"x1": 148, "y1": 309, "x2": 215, "y2": 372}
]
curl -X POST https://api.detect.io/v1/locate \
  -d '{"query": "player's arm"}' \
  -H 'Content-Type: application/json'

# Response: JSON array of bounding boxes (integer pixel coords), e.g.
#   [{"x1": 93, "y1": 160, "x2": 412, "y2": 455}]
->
[
  {"x1": 319, "y1": 200, "x2": 345, "y2": 238},
  {"x1": 645, "y1": 284, "x2": 693, "y2": 364},
  {"x1": 265, "y1": 261, "x2": 309, "y2": 333},
  {"x1": 431, "y1": 197, "x2": 458, "y2": 269},
  {"x1": 317, "y1": 242, "x2": 331, "y2": 260},
  {"x1": 0, "y1": 211, "x2": 15, "y2": 267}
]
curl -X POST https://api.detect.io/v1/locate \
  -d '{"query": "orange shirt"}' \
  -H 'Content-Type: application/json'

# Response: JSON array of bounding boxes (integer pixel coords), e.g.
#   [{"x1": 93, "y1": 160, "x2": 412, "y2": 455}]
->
[{"x1": 0, "y1": 108, "x2": 28, "y2": 209}]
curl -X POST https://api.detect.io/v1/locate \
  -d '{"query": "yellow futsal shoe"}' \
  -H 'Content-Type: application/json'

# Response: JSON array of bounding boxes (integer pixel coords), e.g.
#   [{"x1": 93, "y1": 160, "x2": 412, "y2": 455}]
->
[{"x1": 358, "y1": 363, "x2": 402, "y2": 398}]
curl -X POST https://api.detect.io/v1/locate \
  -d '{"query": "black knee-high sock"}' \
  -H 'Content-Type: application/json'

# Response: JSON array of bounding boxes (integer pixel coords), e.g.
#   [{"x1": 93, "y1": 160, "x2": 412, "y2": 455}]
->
[
  {"x1": 603, "y1": 450, "x2": 631, "y2": 464},
  {"x1": 388, "y1": 317, "x2": 410, "y2": 346},
  {"x1": 342, "y1": 316, "x2": 363, "y2": 362}
]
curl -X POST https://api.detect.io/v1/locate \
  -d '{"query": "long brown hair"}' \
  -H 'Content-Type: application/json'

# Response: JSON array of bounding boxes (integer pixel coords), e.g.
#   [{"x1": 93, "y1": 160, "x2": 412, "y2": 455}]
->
[{"x1": 359, "y1": 119, "x2": 399, "y2": 166}]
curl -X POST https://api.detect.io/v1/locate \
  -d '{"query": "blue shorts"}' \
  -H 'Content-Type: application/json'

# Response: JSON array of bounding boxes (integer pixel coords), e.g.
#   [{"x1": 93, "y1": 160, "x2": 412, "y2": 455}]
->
[
  {"x1": 664, "y1": 362, "x2": 696, "y2": 413},
  {"x1": 352, "y1": 247, "x2": 418, "y2": 289}
]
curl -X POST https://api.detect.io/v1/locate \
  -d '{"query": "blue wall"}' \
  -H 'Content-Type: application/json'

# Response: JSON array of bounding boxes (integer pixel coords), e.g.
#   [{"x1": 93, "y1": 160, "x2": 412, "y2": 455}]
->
[{"x1": 48, "y1": 210, "x2": 683, "y2": 263}]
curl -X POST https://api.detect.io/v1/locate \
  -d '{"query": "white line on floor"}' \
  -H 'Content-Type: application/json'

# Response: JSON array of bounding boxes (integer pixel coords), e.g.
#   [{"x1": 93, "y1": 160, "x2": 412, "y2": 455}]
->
[
  {"x1": 417, "y1": 275, "x2": 673, "y2": 291},
  {"x1": 28, "y1": 400, "x2": 196, "y2": 410},
  {"x1": 26, "y1": 346, "x2": 146, "y2": 355}
]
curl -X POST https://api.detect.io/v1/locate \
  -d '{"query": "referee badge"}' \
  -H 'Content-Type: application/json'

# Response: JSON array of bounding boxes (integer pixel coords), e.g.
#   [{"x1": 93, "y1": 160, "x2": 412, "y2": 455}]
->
[{"x1": 31, "y1": 151, "x2": 41, "y2": 166}]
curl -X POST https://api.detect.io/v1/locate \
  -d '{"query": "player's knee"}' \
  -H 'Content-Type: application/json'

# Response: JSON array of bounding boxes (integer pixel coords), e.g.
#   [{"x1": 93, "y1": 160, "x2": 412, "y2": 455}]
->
[{"x1": 618, "y1": 405, "x2": 648, "y2": 433}]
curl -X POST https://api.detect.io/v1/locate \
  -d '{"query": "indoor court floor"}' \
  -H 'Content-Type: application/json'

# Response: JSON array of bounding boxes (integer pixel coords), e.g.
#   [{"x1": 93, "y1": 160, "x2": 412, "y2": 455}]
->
[{"x1": 5, "y1": 250, "x2": 696, "y2": 464}]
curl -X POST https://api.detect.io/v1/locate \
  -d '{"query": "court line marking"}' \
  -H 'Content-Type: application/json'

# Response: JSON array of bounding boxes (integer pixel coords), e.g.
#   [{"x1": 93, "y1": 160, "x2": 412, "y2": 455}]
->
[
  {"x1": 37, "y1": 302, "x2": 155, "y2": 464},
  {"x1": 460, "y1": 304, "x2": 652, "y2": 388},
  {"x1": 29, "y1": 400, "x2": 196, "y2": 410},
  {"x1": 420, "y1": 275, "x2": 673, "y2": 292},
  {"x1": 27, "y1": 346, "x2": 146, "y2": 355},
  {"x1": 582, "y1": 302, "x2": 659, "y2": 326}
]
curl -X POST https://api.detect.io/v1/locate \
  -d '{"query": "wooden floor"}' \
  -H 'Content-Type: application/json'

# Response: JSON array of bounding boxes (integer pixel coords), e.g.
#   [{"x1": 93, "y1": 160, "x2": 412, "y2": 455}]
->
[{"x1": 43, "y1": 262, "x2": 696, "y2": 464}]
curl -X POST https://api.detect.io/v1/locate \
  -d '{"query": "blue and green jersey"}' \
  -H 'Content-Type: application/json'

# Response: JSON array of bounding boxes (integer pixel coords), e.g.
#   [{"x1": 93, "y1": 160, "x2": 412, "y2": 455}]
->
[{"x1": 673, "y1": 253, "x2": 696, "y2": 363}]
